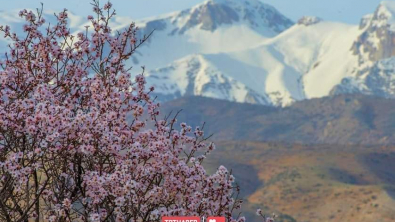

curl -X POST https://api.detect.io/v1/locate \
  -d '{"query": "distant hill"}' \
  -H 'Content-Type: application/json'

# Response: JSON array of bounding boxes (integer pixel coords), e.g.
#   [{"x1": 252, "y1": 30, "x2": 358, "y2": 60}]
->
[
  {"x1": 204, "y1": 141, "x2": 395, "y2": 222},
  {"x1": 160, "y1": 94, "x2": 395, "y2": 145}
]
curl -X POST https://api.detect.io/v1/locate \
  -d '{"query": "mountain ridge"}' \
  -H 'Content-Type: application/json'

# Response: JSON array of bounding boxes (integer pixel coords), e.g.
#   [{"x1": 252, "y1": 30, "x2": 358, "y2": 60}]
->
[
  {"x1": 131, "y1": 0, "x2": 294, "y2": 70},
  {"x1": 160, "y1": 94, "x2": 395, "y2": 145}
]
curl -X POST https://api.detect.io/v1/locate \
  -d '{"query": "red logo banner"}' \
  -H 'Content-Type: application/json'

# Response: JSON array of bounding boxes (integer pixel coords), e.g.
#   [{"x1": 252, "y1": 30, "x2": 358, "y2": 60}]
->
[{"x1": 207, "y1": 217, "x2": 226, "y2": 222}]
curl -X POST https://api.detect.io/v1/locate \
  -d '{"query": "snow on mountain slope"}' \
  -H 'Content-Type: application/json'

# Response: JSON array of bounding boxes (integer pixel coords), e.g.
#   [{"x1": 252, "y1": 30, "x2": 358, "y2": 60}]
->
[
  {"x1": 147, "y1": 20, "x2": 362, "y2": 106},
  {"x1": 296, "y1": 23, "x2": 361, "y2": 98},
  {"x1": 147, "y1": 54, "x2": 270, "y2": 104},
  {"x1": 146, "y1": 1, "x2": 395, "y2": 106},
  {"x1": 331, "y1": 57, "x2": 395, "y2": 97},
  {"x1": 232, "y1": 21, "x2": 361, "y2": 101},
  {"x1": 132, "y1": 0, "x2": 294, "y2": 69}
]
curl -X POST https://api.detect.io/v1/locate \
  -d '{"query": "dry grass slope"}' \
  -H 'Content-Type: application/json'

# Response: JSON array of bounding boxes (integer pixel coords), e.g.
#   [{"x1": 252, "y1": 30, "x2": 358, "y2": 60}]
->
[{"x1": 205, "y1": 142, "x2": 395, "y2": 222}]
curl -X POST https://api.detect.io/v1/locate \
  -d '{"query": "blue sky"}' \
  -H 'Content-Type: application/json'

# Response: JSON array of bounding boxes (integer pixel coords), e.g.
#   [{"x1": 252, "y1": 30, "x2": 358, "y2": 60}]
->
[{"x1": 0, "y1": 0, "x2": 384, "y2": 24}]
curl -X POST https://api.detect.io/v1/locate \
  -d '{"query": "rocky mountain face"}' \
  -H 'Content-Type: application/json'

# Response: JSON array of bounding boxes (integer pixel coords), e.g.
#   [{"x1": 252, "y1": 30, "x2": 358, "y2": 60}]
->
[
  {"x1": 331, "y1": 1, "x2": 395, "y2": 100},
  {"x1": 179, "y1": 2, "x2": 240, "y2": 33},
  {"x1": 140, "y1": 0, "x2": 294, "y2": 35},
  {"x1": 352, "y1": 1, "x2": 395, "y2": 64}
]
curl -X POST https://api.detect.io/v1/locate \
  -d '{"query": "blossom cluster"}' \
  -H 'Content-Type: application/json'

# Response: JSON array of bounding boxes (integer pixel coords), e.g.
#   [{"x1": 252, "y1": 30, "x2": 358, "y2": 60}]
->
[
  {"x1": 256, "y1": 209, "x2": 276, "y2": 222},
  {"x1": 0, "y1": 1, "x2": 243, "y2": 222}
]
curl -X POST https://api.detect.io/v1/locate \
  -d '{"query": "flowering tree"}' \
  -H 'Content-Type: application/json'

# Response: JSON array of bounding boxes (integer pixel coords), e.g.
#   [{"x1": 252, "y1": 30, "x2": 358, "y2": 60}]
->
[{"x1": 0, "y1": 1, "x2": 244, "y2": 222}]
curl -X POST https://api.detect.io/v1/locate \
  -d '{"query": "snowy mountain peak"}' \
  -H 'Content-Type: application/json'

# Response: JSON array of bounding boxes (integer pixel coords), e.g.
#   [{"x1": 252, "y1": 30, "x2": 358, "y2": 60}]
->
[
  {"x1": 371, "y1": 1, "x2": 395, "y2": 30},
  {"x1": 353, "y1": 1, "x2": 395, "y2": 32},
  {"x1": 132, "y1": 0, "x2": 294, "y2": 69},
  {"x1": 359, "y1": 14, "x2": 373, "y2": 29},
  {"x1": 203, "y1": 0, "x2": 267, "y2": 7},
  {"x1": 172, "y1": 0, "x2": 293, "y2": 34},
  {"x1": 351, "y1": 1, "x2": 395, "y2": 64},
  {"x1": 178, "y1": 1, "x2": 239, "y2": 33}
]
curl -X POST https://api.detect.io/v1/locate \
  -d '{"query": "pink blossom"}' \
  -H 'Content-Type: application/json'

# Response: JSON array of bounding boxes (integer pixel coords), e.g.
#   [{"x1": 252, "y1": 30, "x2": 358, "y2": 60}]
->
[
  {"x1": 62, "y1": 198, "x2": 72, "y2": 209},
  {"x1": 104, "y1": 2, "x2": 113, "y2": 10}
]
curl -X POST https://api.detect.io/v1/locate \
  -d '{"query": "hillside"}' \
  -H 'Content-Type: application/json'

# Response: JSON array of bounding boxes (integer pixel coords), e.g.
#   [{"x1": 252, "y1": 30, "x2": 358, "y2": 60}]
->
[
  {"x1": 160, "y1": 95, "x2": 395, "y2": 145},
  {"x1": 204, "y1": 141, "x2": 395, "y2": 222}
]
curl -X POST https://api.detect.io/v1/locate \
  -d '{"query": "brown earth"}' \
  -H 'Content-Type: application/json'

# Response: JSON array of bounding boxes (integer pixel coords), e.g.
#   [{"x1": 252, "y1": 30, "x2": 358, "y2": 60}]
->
[{"x1": 205, "y1": 141, "x2": 395, "y2": 222}]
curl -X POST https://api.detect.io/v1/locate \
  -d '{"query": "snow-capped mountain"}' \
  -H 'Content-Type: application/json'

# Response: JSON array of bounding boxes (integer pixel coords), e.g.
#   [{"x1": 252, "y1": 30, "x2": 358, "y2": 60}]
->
[
  {"x1": 142, "y1": 1, "x2": 395, "y2": 106},
  {"x1": 132, "y1": 0, "x2": 294, "y2": 69},
  {"x1": 1, "y1": 1, "x2": 395, "y2": 106},
  {"x1": 146, "y1": 18, "x2": 360, "y2": 106}
]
